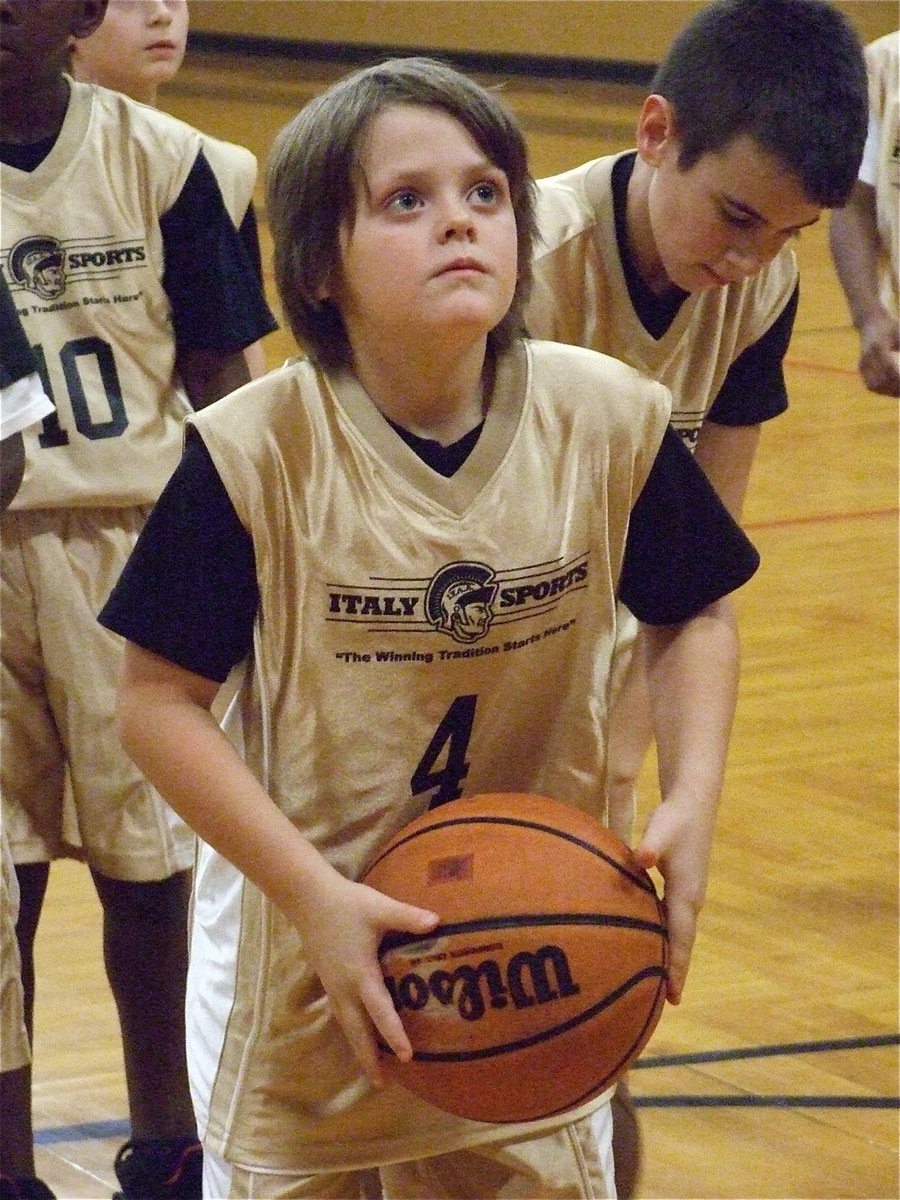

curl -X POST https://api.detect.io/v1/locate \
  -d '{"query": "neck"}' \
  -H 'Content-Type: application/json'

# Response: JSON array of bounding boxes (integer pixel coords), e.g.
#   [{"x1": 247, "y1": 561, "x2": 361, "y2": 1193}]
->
[
  {"x1": 352, "y1": 339, "x2": 491, "y2": 445},
  {"x1": 70, "y1": 60, "x2": 159, "y2": 106},
  {"x1": 0, "y1": 75, "x2": 70, "y2": 144},
  {"x1": 626, "y1": 157, "x2": 676, "y2": 296}
]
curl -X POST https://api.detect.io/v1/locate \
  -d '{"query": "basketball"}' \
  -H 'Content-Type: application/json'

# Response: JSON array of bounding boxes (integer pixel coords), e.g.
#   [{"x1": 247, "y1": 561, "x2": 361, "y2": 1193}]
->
[{"x1": 361, "y1": 792, "x2": 668, "y2": 1123}]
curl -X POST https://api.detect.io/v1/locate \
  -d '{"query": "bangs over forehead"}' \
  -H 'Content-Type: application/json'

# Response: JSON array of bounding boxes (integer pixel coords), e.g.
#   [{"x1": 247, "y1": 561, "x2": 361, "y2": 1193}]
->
[{"x1": 267, "y1": 56, "x2": 537, "y2": 366}]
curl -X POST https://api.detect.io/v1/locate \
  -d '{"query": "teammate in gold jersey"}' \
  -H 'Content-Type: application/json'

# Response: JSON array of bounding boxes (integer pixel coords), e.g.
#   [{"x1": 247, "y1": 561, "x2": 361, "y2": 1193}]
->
[
  {"x1": 526, "y1": 8, "x2": 868, "y2": 1188},
  {"x1": 69, "y1": 0, "x2": 270, "y2": 379}
]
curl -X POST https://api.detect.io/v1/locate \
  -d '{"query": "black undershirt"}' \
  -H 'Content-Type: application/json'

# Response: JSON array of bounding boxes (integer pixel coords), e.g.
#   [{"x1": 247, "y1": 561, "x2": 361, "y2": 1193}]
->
[{"x1": 100, "y1": 422, "x2": 759, "y2": 684}]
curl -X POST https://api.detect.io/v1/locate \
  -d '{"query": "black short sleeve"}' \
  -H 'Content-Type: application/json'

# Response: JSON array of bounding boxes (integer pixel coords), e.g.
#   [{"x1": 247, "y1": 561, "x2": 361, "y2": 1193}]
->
[
  {"x1": 100, "y1": 432, "x2": 258, "y2": 682},
  {"x1": 238, "y1": 202, "x2": 264, "y2": 282},
  {"x1": 705, "y1": 285, "x2": 798, "y2": 426},
  {"x1": 0, "y1": 274, "x2": 38, "y2": 388},
  {"x1": 619, "y1": 426, "x2": 760, "y2": 624},
  {"x1": 160, "y1": 150, "x2": 277, "y2": 353}
]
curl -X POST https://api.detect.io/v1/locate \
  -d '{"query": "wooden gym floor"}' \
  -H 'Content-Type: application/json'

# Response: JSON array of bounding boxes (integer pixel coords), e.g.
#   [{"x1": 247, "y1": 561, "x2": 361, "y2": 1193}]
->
[{"x1": 26, "y1": 46, "x2": 899, "y2": 1200}]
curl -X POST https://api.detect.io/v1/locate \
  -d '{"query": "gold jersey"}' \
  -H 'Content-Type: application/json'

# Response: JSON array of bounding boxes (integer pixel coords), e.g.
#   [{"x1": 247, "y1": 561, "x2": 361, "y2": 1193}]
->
[
  {"x1": 185, "y1": 339, "x2": 671, "y2": 1171},
  {"x1": 527, "y1": 152, "x2": 798, "y2": 449},
  {"x1": 1, "y1": 81, "x2": 202, "y2": 509}
]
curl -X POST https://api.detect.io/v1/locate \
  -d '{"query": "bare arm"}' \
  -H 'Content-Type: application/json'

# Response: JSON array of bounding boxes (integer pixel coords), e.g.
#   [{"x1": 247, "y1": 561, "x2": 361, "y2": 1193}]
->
[
  {"x1": 116, "y1": 643, "x2": 438, "y2": 1082},
  {"x1": 829, "y1": 182, "x2": 900, "y2": 397},
  {"x1": 0, "y1": 432, "x2": 25, "y2": 511},
  {"x1": 176, "y1": 347, "x2": 252, "y2": 411},
  {"x1": 243, "y1": 338, "x2": 269, "y2": 380},
  {"x1": 634, "y1": 596, "x2": 740, "y2": 1003},
  {"x1": 693, "y1": 420, "x2": 761, "y2": 522}
]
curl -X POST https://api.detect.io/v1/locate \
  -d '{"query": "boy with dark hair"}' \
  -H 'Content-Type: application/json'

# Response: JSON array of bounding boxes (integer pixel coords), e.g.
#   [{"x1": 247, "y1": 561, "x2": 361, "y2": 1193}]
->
[
  {"x1": 102, "y1": 55, "x2": 757, "y2": 1198},
  {"x1": 0, "y1": 2, "x2": 276, "y2": 1197},
  {"x1": 525, "y1": 2, "x2": 869, "y2": 1190}
]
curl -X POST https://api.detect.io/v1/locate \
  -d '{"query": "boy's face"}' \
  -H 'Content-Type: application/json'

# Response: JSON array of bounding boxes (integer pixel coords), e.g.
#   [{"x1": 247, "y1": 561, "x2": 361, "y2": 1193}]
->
[
  {"x1": 70, "y1": 0, "x2": 188, "y2": 98},
  {"x1": 327, "y1": 103, "x2": 519, "y2": 357},
  {"x1": 0, "y1": 1, "x2": 107, "y2": 95},
  {"x1": 637, "y1": 97, "x2": 821, "y2": 293}
]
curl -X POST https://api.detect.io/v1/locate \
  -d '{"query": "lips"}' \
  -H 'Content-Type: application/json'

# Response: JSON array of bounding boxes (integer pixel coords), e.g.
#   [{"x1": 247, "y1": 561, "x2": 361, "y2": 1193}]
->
[
  {"x1": 437, "y1": 258, "x2": 486, "y2": 276},
  {"x1": 702, "y1": 265, "x2": 732, "y2": 287}
]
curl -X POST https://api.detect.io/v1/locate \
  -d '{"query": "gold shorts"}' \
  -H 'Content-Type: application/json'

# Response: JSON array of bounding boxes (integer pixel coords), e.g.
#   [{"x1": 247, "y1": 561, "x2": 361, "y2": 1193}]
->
[
  {"x1": 207, "y1": 1110, "x2": 613, "y2": 1199},
  {"x1": 1, "y1": 507, "x2": 194, "y2": 880},
  {"x1": 0, "y1": 827, "x2": 29, "y2": 1071}
]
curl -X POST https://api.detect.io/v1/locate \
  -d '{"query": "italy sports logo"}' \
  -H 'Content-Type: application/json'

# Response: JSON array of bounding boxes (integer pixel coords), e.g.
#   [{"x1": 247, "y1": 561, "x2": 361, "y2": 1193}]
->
[{"x1": 327, "y1": 554, "x2": 588, "y2": 646}]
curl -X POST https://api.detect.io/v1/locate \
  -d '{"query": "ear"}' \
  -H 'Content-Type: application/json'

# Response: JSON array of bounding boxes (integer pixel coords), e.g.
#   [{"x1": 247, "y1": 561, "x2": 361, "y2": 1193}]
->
[
  {"x1": 635, "y1": 94, "x2": 678, "y2": 167},
  {"x1": 72, "y1": 1, "x2": 109, "y2": 41}
]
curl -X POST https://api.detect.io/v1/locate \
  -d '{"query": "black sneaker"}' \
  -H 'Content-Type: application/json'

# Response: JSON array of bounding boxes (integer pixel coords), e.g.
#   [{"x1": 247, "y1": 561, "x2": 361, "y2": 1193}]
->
[
  {"x1": 0, "y1": 1179, "x2": 57, "y2": 1200},
  {"x1": 112, "y1": 1138, "x2": 202, "y2": 1200}
]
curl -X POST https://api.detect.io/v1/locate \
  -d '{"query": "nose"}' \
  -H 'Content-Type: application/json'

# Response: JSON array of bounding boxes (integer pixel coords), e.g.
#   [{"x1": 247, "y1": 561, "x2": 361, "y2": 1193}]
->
[
  {"x1": 721, "y1": 244, "x2": 762, "y2": 278},
  {"x1": 437, "y1": 195, "x2": 476, "y2": 243},
  {"x1": 147, "y1": 0, "x2": 175, "y2": 23}
]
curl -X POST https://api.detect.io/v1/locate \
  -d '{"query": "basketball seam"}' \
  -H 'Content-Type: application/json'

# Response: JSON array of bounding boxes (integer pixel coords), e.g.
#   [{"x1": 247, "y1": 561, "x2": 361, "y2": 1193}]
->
[
  {"x1": 365, "y1": 815, "x2": 657, "y2": 894},
  {"x1": 380, "y1": 912, "x2": 668, "y2": 954}
]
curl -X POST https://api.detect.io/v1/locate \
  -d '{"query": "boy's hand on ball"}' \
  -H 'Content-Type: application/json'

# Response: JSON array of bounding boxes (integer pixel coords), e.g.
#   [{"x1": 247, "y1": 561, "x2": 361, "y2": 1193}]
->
[
  {"x1": 298, "y1": 871, "x2": 439, "y2": 1085},
  {"x1": 634, "y1": 795, "x2": 712, "y2": 1006}
]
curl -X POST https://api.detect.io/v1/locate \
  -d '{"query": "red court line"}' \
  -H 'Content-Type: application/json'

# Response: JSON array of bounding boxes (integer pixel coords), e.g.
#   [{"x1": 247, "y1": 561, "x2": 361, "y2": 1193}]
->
[
  {"x1": 784, "y1": 356, "x2": 860, "y2": 378},
  {"x1": 745, "y1": 506, "x2": 898, "y2": 532}
]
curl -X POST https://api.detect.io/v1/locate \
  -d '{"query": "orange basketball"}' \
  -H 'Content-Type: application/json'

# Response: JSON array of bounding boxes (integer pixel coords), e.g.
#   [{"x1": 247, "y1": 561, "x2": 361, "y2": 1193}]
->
[{"x1": 361, "y1": 792, "x2": 668, "y2": 1123}]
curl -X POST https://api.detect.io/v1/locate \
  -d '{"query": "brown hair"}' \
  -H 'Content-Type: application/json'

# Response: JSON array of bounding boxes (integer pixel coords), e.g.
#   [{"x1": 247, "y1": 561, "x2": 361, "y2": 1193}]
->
[{"x1": 267, "y1": 56, "x2": 537, "y2": 365}]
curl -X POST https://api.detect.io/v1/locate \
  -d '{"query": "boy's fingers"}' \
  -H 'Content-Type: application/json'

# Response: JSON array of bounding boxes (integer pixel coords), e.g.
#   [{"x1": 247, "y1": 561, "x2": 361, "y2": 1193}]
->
[
  {"x1": 362, "y1": 974, "x2": 415, "y2": 1065},
  {"x1": 334, "y1": 994, "x2": 386, "y2": 1086},
  {"x1": 383, "y1": 898, "x2": 440, "y2": 934},
  {"x1": 662, "y1": 897, "x2": 696, "y2": 1005}
]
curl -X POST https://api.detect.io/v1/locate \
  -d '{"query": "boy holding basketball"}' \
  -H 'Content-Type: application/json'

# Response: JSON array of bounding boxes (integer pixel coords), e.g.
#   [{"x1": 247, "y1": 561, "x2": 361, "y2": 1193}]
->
[{"x1": 102, "y1": 57, "x2": 756, "y2": 1198}]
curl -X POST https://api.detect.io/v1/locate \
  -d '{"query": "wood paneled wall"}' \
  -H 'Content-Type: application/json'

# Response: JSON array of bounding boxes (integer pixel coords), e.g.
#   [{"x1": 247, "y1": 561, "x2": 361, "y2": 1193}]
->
[{"x1": 188, "y1": 1, "x2": 898, "y2": 67}]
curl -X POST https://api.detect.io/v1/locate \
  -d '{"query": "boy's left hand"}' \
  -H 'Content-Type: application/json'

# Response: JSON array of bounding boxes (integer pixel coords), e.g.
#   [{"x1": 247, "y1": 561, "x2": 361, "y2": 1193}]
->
[{"x1": 632, "y1": 794, "x2": 713, "y2": 1005}]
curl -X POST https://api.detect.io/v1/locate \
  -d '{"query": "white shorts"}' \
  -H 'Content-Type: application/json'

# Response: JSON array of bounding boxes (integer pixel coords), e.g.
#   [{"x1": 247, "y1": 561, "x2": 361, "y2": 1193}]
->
[
  {"x1": 1, "y1": 507, "x2": 194, "y2": 880},
  {"x1": 203, "y1": 1108, "x2": 615, "y2": 1199}
]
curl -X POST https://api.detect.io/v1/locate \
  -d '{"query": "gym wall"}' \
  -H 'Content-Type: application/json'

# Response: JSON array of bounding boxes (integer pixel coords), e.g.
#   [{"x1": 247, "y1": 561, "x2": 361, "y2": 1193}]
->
[{"x1": 188, "y1": 1, "x2": 898, "y2": 76}]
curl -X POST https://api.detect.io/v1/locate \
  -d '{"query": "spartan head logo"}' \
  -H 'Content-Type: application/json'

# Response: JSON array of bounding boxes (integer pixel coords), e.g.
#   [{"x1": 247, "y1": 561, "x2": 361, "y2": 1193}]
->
[
  {"x1": 8, "y1": 236, "x2": 66, "y2": 300},
  {"x1": 425, "y1": 562, "x2": 497, "y2": 644}
]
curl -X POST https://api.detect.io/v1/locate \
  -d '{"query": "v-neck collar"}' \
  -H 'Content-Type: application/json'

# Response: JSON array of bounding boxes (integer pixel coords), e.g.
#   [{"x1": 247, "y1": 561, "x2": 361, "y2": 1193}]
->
[{"x1": 325, "y1": 342, "x2": 529, "y2": 518}]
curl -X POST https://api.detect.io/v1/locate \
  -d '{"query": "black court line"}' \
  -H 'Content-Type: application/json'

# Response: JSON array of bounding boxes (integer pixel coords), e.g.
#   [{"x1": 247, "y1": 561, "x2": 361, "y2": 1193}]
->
[
  {"x1": 634, "y1": 1032, "x2": 900, "y2": 1069},
  {"x1": 35, "y1": 1035, "x2": 898, "y2": 1145},
  {"x1": 635, "y1": 1095, "x2": 899, "y2": 1109},
  {"x1": 36, "y1": 1119, "x2": 129, "y2": 1145}
]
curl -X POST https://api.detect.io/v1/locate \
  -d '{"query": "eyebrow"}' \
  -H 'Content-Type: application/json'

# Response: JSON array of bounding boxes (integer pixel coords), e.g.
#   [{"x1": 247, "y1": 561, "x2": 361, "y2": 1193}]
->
[{"x1": 721, "y1": 194, "x2": 821, "y2": 233}]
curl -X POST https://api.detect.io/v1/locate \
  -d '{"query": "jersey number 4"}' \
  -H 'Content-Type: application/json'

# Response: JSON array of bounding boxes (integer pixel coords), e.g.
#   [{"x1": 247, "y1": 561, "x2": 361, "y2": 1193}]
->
[{"x1": 412, "y1": 694, "x2": 477, "y2": 810}]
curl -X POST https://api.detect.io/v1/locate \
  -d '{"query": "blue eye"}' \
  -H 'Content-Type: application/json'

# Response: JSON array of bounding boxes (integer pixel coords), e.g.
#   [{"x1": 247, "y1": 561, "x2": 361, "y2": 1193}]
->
[
  {"x1": 390, "y1": 190, "x2": 421, "y2": 212},
  {"x1": 473, "y1": 183, "x2": 497, "y2": 203}
]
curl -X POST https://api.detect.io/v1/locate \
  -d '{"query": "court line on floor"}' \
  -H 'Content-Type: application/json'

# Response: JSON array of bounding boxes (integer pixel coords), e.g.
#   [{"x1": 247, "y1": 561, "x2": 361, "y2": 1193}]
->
[
  {"x1": 36, "y1": 1119, "x2": 129, "y2": 1146},
  {"x1": 634, "y1": 1032, "x2": 900, "y2": 1068},
  {"x1": 635, "y1": 1095, "x2": 899, "y2": 1108},
  {"x1": 632, "y1": 1034, "x2": 900, "y2": 1110},
  {"x1": 36, "y1": 1035, "x2": 899, "y2": 1143},
  {"x1": 744, "y1": 505, "x2": 898, "y2": 532}
]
